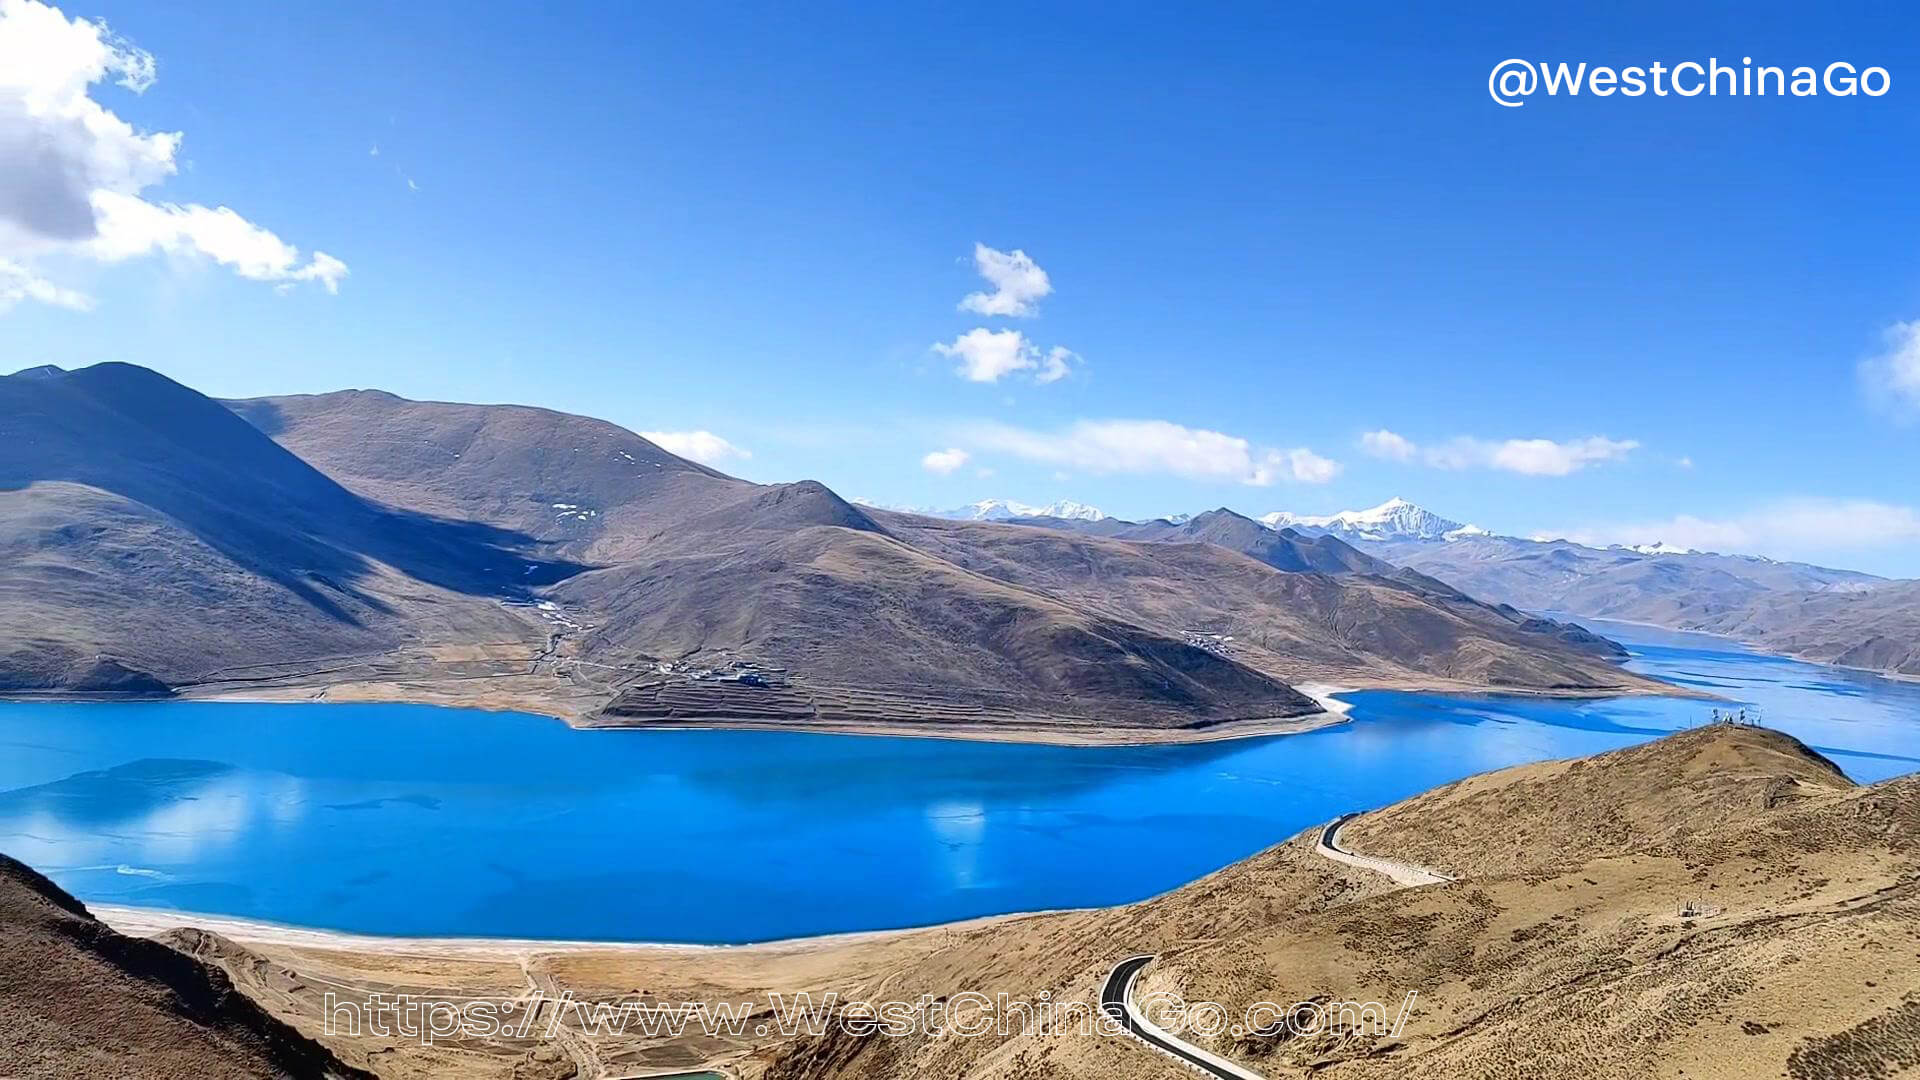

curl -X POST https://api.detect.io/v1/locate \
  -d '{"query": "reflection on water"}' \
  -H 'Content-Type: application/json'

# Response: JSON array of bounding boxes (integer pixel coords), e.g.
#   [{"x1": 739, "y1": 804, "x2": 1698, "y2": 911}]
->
[{"x1": 1, "y1": 621, "x2": 1916, "y2": 943}]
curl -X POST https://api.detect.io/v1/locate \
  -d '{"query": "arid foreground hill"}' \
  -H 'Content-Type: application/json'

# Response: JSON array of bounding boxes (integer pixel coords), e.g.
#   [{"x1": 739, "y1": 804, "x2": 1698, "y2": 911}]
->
[
  {"x1": 0, "y1": 854, "x2": 369, "y2": 1080},
  {"x1": 746, "y1": 724, "x2": 1920, "y2": 1080},
  {"x1": 0, "y1": 362, "x2": 1662, "y2": 740},
  {"x1": 37, "y1": 725, "x2": 1917, "y2": 1079}
]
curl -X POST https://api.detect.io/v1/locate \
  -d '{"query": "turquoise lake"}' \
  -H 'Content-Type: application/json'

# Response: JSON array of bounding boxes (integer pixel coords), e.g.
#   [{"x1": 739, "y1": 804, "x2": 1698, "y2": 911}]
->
[{"x1": 3, "y1": 620, "x2": 1917, "y2": 944}]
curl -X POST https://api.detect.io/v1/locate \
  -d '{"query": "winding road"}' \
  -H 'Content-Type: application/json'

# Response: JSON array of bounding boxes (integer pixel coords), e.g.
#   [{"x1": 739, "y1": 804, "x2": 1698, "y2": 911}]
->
[
  {"x1": 1100, "y1": 812, "x2": 1451, "y2": 1078},
  {"x1": 1100, "y1": 955, "x2": 1267, "y2": 1080},
  {"x1": 1314, "y1": 812, "x2": 1454, "y2": 887}
]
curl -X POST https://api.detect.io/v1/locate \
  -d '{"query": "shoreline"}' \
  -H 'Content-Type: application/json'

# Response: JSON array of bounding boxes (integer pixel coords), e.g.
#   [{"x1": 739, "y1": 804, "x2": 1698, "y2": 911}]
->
[
  {"x1": 1570, "y1": 613, "x2": 1920, "y2": 687},
  {"x1": 7, "y1": 672, "x2": 1705, "y2": 744},
  {"x1": 573, "y1": 699, "x2": 1355, "y2": 747},
  {"x1": 9, "y1": 683, "x2": 1364, "y2": 747},
  {"x1": 92, "y1": 900, "x2": 1072, "y2": 959}
]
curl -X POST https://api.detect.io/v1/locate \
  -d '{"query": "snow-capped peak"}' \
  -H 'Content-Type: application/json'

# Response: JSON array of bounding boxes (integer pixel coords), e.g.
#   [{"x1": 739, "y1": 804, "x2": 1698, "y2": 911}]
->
[
  {"x1": 1624, "y1": 541, "x2": 1700, "y2": 556},
  {"x1": 1259, "y1": 498, "x2": 1468, "y2": 542},
  {"x1": 956, "y1": 498, "x2": 1107, "y2": 522},
  {"x1": 852, "y1": 497, "x2": 1107, "y2": 522}
]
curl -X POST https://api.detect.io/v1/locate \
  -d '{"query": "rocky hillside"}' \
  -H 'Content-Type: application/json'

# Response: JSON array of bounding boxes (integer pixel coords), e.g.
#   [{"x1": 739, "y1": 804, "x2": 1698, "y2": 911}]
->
[
  {"x1": 0, "y1": 364, "x2": 562, "y2": 693},
  {"x1": 0, "y1": 854, "x2": 369, "y2": 1080},
  {"x1": 1367, "y1": 530, "x2": 1911, "y2": 677},
  {"x1": 1685, "y1": 577, "x2": 1920, "y2": 677},
  {"x1": 2, "y1": 363, "x2": 1664, "y2": 735},
  {"x1": 234, "y1": 378, "x2": 1667, "y2": 714},
  {"x1": 894, "y1": 509, "x2": 1641, "y2": 692}
]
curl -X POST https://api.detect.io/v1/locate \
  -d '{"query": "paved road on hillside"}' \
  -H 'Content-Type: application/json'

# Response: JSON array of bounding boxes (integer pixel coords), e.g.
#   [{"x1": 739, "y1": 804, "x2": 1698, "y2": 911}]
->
[
  {"x1": 1100, "y1": 955, "x2": 1269, "y2": 1079},
  {"x1": 1315, "y1": 812, "x2": 1454, "y2": 886},
  {"x1": 1103, "y1": 812, "x2": 1452, "y2": 1077}
]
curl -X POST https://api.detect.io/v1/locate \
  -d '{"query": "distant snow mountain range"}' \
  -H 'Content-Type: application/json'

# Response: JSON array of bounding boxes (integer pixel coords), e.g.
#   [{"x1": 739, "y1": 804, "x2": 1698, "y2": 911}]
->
[
  {"x1": 862, "y1": 494, "x2": 1685, "y2": 549},
  {"x1": 867, "y1": 488, "x2": 1904, "y2": 672},
  {"x1": 853, "y1": 497, "x2": 1108, "y2": 522},
  {"x1": 1257, "y1": 497, "x2": 1490, "y2": 543},
  {"x1": 867, "y1": 493, "x2": 1882, "y2": 588},
  {"x1": 858, "y1": 493, "x2": 1885, "y2": 584},
  {"x1": 847, "y1": 491, "x2": 1912, "y2": 675}
]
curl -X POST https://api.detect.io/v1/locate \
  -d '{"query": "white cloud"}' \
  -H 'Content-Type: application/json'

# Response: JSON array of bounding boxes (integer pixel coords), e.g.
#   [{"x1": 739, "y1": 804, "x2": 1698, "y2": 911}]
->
[
  {"x1": 1361, "y1": 429, "x2": 1639, "y2": 476},
  {"x1": 1471, "y1": 436, "x2": 1638, "y2": 476},
  {"x1": 1360, "y1": 428, "x2": 1417, "y2": 461},
  {"x1": 639, "y1": 430, "x2": 751, "y2": 467},
  {"x1": 0, "y1": 0, "x2": 344, "y2": 309},
  {"x1": 933, "y1": 328, "x2": 1078, "y2": 385},
  {"x1": 964, "y1": 419, "x2": 1339, "y2": 486},
  {"x1": 1036, "y1": 345, "x2": 1077, "y2": 384},
  {"x1": 936, "y1": 328, "x2": 1031, "y2": 382},
  {"x1": 958, "y1": 243, "x2": 1050, "y2": 318},
  {"x1": 89, "y1": 193, "x2": 349, "y2": 292},
  {"x1": 1548, "y1": 497, "x2": 1920, "y2": 562},
  {"x1": 1861, "y1": 319, "x2": 1920, "y2": 415},
  {"x1": 1273, "y1": 447, "x2": 1341, "y2": 484},
  {"x1": 0, "y1": 256, "x2": 90, "y2": 310},
  {"x1": 921, "y1": 447, "x2": 969, "y2": 474}
]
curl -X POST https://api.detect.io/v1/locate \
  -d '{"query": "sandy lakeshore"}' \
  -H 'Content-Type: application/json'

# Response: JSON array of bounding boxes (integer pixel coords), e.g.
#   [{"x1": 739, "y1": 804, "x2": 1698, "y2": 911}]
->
[
  {"x1": 174, "y1": 677, "x2": 1366, "y2": 746},
  {"x1": 168, "y1": 669, "x2": 1699, "y2": 746},
  {"x1": 91, "y1": 903, "x2": 1032, "y2": 960}
]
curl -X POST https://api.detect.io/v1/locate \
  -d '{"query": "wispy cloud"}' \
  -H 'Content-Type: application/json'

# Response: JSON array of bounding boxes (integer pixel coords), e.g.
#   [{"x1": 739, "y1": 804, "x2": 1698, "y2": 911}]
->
[
  {"x1": 1035, "y1": 345, "x2": 1077, "y2": 384},
  {"x1": 964, "y1": 418, "x2": 1339, "y2": 486},
  {"x1": 1861, "y1": 319, "x2": 1920, "y2": 416},
  {"x1": 1361, "y1": 428, "x2": 1638, "y2": 476},
  {"x1": 0, "y1": 257, "x2": 91, "y2": 311},
  {"x1": 958, "y1": 243, "x2": 1051, "y2": 318},
  {"x1": 0, "y1": 0, "x2": 346, "y2": 308},
  {"x1": 1359, "y1": 429, "x2": 1417, "y2": 462},
  {"x1": 1544, "y1": 497, "x2": 1920, "y2": 561},
  {"x1": 640, "y1": 430, "x2": 751, "y2": 467}
]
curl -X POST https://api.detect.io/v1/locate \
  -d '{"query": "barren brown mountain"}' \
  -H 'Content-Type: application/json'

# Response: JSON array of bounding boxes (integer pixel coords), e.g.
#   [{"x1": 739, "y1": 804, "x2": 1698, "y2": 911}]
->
[
  {"x1": 1357, "y1": 530, "x2": 1914, "y2": 678},
  {"x1": 1684, "y1": 578, "x2": 1920, "y2": 678},
  {"x1": 3, "y1": 363, "x2": 1664, "y2": 740},
  {"x1": 228, "y1": 383, "x2": 1669, "y2": 723},
  {"x1": 0, "y1": 854, "x2": 369, "y2": 1080}
]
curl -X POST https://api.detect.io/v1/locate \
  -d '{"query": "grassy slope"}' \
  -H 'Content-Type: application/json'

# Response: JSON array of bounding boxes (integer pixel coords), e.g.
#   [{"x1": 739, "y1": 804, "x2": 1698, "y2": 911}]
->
[{"x1": 753, "y1": 725, "x2": 1919, "y2": 1080}]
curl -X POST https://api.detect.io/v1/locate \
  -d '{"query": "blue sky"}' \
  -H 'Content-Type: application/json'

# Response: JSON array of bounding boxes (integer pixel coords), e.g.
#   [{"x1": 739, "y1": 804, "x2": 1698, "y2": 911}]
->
[{"x1": 4, "y1": 0, "x2": 1919, "y2": 574}]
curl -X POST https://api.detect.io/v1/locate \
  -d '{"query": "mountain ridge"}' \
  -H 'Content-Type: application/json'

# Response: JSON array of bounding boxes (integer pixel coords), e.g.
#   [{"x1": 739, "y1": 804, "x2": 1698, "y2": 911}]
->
[
  {"x1": 852, "y1": 497, "x2": 1109, "y2": 522},
  {"x1": 0, "y1": 364, "x2": 1668, "y2": 732},
  {"x1": 975, "y1": 492, "x2": 1910, "y2": 676}
]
